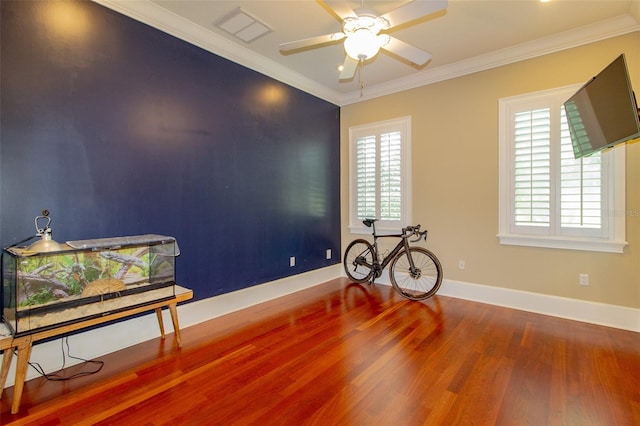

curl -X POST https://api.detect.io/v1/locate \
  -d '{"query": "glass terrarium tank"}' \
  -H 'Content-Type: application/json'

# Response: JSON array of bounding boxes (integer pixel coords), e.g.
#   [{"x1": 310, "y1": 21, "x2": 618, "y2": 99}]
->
[{"x1": 2, "y1": 234, "x2": 178, "y2": 335}]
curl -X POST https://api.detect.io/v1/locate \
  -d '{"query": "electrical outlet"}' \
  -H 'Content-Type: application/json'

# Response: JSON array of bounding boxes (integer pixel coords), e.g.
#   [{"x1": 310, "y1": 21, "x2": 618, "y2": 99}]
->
[
  {"x1": 326, "y1": 249, "x2": 332, "y2": 259},
  {"x1": 290, "y1": 256, "x2": 295, "y2": 267},
  {"x1": 579, "y1": 273, "x2": 589, "y2": 286},
  {"x1": 458, "y1": 260, "x2": 465, "y2": 270}
]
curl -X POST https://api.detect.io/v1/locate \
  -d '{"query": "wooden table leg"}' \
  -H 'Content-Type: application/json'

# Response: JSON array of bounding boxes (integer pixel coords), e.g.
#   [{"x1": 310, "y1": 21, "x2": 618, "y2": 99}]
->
[
  {"x1": 0, "y1": 348, "x2": 15, "y2": 398},
  {"x1": 155, "y1": 308, "x2": 166, "y2": 339},
  {"x1": 168, "y1": 303, "x2": 182, "y2": 348},
  {"x1": 11, "y1": 337, "x2": 33, "y2": 414},
  {"x1": 0, "y1": 288, "x2": 192, "y2": 413}
]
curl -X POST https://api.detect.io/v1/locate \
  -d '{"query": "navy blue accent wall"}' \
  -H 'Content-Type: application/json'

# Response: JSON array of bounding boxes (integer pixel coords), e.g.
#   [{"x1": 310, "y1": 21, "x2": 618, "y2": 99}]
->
[{"x1": 0, "y1": 0, "x2": 341, "y2": 300}]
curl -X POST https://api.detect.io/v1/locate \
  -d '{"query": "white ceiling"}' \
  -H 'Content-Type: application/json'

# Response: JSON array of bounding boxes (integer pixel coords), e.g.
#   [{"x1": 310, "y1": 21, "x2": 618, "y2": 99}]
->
[{"x1": 96, "y1": 0, "x2": 640, "y2": 105}]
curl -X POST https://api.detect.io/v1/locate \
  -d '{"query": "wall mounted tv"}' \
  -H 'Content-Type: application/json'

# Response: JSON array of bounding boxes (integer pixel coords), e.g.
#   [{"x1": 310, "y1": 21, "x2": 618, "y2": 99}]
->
[{"x1": 564, "y1": 53, "x2": 640, "y2": 159}]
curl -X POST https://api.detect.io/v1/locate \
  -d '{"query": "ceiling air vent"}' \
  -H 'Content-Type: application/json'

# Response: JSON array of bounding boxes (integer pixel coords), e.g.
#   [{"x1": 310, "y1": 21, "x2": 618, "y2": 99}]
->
[{"x1": 215, "y1": 8, "x2": 271, "y2": 43}]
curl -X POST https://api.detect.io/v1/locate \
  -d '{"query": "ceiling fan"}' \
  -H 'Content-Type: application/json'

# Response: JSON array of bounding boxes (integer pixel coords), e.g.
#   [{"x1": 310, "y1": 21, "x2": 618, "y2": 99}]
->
[{"x1": 279, "y1": 0, "x2": 448, "y2": 81}]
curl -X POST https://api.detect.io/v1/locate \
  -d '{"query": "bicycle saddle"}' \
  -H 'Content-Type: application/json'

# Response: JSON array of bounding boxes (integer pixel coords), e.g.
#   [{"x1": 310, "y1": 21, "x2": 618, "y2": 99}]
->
[{"x1": 362, "y1": 219, "x2": 377, "y2": 227}]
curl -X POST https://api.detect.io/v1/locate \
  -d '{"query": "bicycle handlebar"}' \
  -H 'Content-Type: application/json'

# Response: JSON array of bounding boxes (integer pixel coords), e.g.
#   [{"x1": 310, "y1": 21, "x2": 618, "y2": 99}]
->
[{"x1": 403, "y1": 224, "x2": 428, "y2": 243}]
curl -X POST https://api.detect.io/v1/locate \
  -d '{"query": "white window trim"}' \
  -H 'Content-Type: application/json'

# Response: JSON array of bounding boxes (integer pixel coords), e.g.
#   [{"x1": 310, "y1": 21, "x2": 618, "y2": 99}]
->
[
  {"x1": 497, "y1": 85, "x2": 627, "y2": 253},
  {"x1": 348, "y1": 116, "x2": 412, "y2": 235}
]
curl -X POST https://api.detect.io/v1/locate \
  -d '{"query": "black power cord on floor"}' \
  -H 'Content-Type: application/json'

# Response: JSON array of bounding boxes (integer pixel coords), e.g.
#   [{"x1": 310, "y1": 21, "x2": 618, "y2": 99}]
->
[{"x1": 25, "y1": 337, "x2": 104, "y2": 381}]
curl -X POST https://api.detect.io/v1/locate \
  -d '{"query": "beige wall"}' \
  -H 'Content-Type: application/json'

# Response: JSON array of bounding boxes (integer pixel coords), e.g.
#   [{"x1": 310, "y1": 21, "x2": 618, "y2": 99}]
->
[{"x1": 341, "y1": 33, "x2": 640, "y2": 309}]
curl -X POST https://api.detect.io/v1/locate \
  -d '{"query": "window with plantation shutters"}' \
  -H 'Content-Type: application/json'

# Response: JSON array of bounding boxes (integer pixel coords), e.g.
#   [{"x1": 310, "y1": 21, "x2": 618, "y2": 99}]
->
[
  {"x1": 350, "y1": 117, "x2": 411, "y2": 234},
  {"x1": 498, "y1": 86, "x2": 626, "y2": 253}
]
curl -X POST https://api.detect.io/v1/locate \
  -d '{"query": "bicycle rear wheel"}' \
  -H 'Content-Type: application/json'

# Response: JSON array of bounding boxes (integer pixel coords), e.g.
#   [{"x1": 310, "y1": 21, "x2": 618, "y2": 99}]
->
[
  {"x1": 343, "y1": 239, "x2": 375, "y2": 283},
  {"x1": 389, "y1": 247, "x2": 442, "y2": 300}
]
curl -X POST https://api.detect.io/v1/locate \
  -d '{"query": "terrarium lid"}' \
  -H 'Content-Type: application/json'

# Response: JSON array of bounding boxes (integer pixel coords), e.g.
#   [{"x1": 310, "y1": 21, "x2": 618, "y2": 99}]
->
[{"x1": 66, "y1": 234, "x2": 180, "y2": 255}]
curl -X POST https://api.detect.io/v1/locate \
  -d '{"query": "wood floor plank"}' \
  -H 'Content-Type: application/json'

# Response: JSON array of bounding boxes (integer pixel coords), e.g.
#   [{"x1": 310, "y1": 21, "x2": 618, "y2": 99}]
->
[{"x1": 1, "y1": 278, "x2": 639, "y2": 425}]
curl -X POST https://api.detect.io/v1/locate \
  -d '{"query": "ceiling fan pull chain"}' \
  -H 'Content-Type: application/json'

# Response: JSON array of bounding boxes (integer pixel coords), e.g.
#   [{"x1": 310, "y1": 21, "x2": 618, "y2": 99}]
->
[{"x1": 359, "y1": 59, "x2": 365, "y2": 97}]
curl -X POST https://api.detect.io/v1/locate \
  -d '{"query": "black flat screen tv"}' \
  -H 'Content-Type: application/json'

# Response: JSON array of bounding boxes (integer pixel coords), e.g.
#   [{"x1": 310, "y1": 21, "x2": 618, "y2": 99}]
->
[{"x1": 564, "y1": 54, "x2": 640, "y2": 159}]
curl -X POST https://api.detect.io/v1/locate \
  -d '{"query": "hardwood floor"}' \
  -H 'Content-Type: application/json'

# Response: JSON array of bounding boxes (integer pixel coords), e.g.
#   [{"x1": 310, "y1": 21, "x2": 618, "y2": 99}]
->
[{"x1": 1, "y1": 278, "x2": 639, "y2": 425}]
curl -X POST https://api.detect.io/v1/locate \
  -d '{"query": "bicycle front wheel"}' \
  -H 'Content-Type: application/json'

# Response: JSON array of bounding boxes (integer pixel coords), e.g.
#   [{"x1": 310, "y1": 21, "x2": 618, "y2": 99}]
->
[
  {"x1": 389, "y1": 247, "x2": 442, "y2": 300},
  {"x1": 343, "y1": 239, "x2": 375, "y2": 283}
]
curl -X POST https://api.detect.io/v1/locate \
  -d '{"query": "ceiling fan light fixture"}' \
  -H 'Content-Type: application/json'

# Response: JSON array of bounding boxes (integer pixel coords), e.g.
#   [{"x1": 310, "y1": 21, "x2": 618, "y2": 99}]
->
[
  {"x1": 342, "y1": 10, "x2": 390, "y2": 62},
  {"x1": 344, "y1": 28, "x2": 382, "y2": 61}
]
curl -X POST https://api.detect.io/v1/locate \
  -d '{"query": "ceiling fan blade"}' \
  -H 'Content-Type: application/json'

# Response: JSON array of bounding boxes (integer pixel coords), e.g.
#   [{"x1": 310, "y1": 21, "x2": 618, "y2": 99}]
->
[
  {"x1": 339, "y1": 56, "x2": 359, "y2": 80},
  {"x1": 322, "y1": 0, "x2": 358, "y2": 21},
  {"x1": 279, "y1": 33, "x2": 345, "y2": 52},
  {"x1": 381, "y1": 0, "x2": 448, "y2": 28},
  {"x1": 381, "y1": 36, "x2": 432, "y2": 66}
]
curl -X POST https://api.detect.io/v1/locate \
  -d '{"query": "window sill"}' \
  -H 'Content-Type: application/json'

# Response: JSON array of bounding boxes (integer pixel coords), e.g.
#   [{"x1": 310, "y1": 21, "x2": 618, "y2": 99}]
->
[
  {"x1": 497, "y1": 234, "x2": 627, "y2": 253},
  {"x1": 348, "y1": 224, "x2": 404, "y2": 236}
]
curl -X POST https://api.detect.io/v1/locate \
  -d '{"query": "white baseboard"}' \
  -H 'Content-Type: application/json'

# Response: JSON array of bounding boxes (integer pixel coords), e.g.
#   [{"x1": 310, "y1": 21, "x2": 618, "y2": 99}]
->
[
  {"x1": 175, "y1": 264, "x2": 343, "y2": 327},
  {"x1": 369, "y1": 272, "x2": 639, "y2": 332},
  {"x1": 3, "y1": 267, "x2": 637, "y2": 389},
  {"x1": 437, "y1": 278, "x2": 640, "y2": 333}
]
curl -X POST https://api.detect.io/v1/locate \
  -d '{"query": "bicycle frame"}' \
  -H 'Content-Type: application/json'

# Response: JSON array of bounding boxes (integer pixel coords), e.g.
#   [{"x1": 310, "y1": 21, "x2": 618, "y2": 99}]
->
[{"x1": 364, "y1": 221, "x2": 419, "y2": 281}]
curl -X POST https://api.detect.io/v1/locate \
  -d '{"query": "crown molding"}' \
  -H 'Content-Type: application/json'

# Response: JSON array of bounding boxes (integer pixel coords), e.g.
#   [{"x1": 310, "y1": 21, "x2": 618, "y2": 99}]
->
[
  {"x1": 340, "y1": 14, "x2": 640, "y2": 105},
  {"x1": 93, "y1": 1, "x2": 638, "y2": 107}
]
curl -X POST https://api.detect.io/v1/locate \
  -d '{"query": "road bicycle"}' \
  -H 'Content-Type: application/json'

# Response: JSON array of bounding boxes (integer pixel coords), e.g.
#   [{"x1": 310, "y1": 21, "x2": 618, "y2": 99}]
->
[{"x1": 343, "y1": 219, "x2": 443, "y2": 301}]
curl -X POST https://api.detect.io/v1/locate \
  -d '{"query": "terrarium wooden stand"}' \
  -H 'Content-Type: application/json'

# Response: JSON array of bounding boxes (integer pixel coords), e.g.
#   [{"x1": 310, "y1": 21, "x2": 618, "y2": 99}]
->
[{"x1": 0, "y1": 285, "x2": 193, "y2": 414}]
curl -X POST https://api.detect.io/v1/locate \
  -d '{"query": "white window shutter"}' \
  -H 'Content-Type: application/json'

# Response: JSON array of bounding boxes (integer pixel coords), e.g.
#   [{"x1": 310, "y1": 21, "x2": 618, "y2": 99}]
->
[
  {"x1": 379, "y1": 131, "x2": 402, "y2": 221},
  {"x1": 513, "y1": 108, "x2": 551, "y2": 227},
  {"x1": 356, "y1": 135, "x2": 377, "y2": 220},
  {"x1": 559, "y1": 106, "x2": 603, "y2": 231}
]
